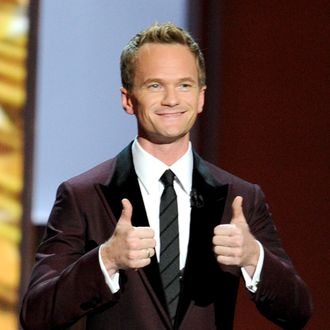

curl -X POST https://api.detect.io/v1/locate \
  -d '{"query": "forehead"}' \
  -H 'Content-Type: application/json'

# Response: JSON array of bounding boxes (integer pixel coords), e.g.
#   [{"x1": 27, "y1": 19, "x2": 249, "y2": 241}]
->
[{"x1": 134, "y1": 43, "x2": 199, "y2": 80}]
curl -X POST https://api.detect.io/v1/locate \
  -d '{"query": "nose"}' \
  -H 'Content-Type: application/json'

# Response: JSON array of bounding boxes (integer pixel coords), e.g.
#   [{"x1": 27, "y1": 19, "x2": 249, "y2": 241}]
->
[{"x1": 161, "y1": 87, "x2": 179, "y2": 107}]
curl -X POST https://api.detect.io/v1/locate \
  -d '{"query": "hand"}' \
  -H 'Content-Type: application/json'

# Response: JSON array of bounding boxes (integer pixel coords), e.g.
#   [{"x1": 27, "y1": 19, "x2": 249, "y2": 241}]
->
[
  {"x1": 101, "y1": 199, "x2": 156, "y2": 275},
  {"x1": 213, "y1": 196, "x2": 259, "y2": 275}
]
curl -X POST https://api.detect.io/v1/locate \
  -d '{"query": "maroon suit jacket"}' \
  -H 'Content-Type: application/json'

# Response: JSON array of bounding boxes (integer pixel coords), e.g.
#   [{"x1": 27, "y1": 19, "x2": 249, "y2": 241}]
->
[{"x1": 20, "y1": 143, "x2": 312, "y2": 329}]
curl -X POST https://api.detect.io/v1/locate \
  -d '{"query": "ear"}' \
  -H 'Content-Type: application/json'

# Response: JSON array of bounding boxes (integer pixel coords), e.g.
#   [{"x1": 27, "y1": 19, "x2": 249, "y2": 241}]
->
[
  {"x1": 121, "y1": 87, "x2": 135, "y2": 115},
  {"x1": 197, "y1": 85, "x2": 206, "y2": 114}
]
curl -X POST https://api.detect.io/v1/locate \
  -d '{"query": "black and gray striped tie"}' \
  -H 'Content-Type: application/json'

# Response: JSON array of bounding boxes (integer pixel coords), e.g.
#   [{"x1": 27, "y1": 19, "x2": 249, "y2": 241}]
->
[{"x1": 159, "y1": 169, "x2": 180, "y2": 324}]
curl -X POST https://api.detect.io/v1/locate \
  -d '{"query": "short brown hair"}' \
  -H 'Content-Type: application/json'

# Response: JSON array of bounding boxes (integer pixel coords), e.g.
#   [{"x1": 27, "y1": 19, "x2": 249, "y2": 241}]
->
[{"x1": 120, "y1": 22, "x2": 206, "y2": 91}]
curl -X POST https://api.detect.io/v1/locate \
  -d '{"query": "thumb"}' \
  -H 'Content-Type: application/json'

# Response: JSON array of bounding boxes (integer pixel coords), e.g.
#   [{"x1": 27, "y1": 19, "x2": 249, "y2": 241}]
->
[
  {"x1": 119, "y1": 198, "x2": 133, "y2": 225},
  {"x1": 231, "y1": 196, "x2": 246, "y2": 224}
]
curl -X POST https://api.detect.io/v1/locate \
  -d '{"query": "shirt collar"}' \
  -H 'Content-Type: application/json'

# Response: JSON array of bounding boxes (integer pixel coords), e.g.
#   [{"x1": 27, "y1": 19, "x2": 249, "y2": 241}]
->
[{"x1": 132, "y1": 138, "x2": 193, "y2": 194}]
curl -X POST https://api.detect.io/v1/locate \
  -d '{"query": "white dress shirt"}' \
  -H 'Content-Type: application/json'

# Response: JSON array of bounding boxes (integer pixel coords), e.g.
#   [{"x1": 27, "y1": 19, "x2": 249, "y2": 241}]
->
[
  {"x1": 99, "y1": 139, "x2": 264, "y2": 293},
  {"x1": 132, "y1": 139, "x2": 193, "y2": 269}
]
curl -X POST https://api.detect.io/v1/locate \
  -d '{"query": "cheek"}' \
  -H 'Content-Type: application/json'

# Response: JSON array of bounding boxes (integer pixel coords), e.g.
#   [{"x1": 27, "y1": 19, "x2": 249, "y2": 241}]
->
[
  {"x1": 136, "y1": 108, "x2": 155, "y2": 126},
  {"x1": 138, "y1": 101, "x2": 159, "y2": 119}
]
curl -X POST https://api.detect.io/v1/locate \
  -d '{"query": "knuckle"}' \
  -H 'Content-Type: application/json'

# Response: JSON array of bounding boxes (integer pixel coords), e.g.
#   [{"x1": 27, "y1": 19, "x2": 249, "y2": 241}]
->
[
  {"x1": 127, "y1": 238, "x2": 140, "y2": 250},
  {"x1": 213, "y1": 236, "x2": 221, "y2": 245},
  {"x1": 127, "y1": 251, "x2": 137, "y2": 260},
  {"x1": 234, "y1": 250, "x2": 243, "y2": 259},
  {"x1": 129, "y1": 241, "x2": 137, "y2": 250}
]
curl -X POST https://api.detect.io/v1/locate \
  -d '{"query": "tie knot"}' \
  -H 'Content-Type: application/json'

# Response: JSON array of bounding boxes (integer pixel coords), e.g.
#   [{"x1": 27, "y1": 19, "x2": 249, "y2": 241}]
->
[{"x1": 160, "y1": 169, "x2": 175, "y2": 187}]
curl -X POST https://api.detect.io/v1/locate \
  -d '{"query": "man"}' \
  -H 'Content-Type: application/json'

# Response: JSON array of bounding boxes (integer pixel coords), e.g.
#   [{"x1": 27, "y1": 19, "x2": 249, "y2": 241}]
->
[{"x1": 20, "y1": 23, "x2": 312, "y2": 329}]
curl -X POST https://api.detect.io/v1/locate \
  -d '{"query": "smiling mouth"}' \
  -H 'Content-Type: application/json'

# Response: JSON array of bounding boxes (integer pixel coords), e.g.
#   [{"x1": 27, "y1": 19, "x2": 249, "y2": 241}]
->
[{"x1": 157, "y1": 111, "x2": 186, "y2": 116}]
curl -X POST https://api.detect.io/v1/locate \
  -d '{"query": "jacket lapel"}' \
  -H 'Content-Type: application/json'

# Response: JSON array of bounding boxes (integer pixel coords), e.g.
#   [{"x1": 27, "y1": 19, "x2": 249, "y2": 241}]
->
[
  {"x1": 176, "y1": 152, "x2": 231, "y2": 327},
  {"x1": 97, "y1": 143, "x2": 169, "y2": 322}
]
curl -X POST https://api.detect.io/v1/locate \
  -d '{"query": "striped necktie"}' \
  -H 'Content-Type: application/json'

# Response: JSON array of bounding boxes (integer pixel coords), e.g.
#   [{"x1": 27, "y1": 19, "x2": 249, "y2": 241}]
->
[{"x1": 159, "y1": 169, "x2": 180, "y2": 324}]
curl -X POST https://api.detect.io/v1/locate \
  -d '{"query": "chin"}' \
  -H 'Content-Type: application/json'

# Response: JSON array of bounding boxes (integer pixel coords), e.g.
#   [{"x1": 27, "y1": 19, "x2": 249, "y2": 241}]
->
[{"x1": 159, "y1": 132, "x2": 189, "y2": 144}]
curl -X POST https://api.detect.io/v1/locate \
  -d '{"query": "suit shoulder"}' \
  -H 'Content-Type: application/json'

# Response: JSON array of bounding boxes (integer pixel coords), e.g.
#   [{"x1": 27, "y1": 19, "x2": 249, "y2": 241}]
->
[
  {"x1": 203, "y1": 161, "x2": 267, "y2": 208},
  {"x1": 204, "y1": 161, "x2": 257, "y2": 191},
  {"x1": 65, "y1": 157, "x2": 116, "y2": 188}
]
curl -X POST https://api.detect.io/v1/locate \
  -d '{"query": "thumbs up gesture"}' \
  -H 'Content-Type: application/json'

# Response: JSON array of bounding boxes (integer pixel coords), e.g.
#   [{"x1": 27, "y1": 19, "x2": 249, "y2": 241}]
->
[
  {"x1": 213, "y1": 196, "x2": 259, "y2": 274},
  {"x1": 101, "y1": 199, "x2": 156, "y2": 276}
]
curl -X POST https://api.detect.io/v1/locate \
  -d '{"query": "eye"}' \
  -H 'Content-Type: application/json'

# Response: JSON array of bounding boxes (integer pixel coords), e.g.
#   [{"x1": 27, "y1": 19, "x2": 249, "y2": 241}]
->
[
  {"x1": 147, "y1": 83, "x2": 161, "y2": 90},
  {"x1": 179, "y1": 83, "x2": 192, "y2": 91}
]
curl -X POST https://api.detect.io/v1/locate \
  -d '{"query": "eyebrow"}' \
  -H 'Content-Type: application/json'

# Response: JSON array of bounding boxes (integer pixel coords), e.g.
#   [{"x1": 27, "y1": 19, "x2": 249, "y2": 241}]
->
[{"x1": 142, "y1": 77, "x2": 198, "y2": 85}]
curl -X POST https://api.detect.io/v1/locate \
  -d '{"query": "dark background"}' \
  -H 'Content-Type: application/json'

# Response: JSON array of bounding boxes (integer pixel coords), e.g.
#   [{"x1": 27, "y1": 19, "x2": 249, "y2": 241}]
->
[{"x1": 189, "y1": 1, "x2": 329, "y2": 329}]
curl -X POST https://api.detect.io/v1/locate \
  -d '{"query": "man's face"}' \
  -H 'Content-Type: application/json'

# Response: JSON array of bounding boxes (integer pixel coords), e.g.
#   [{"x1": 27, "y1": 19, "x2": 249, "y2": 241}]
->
[{"x1": 121, "y1": 43, "x2": 205, "y2": 145}]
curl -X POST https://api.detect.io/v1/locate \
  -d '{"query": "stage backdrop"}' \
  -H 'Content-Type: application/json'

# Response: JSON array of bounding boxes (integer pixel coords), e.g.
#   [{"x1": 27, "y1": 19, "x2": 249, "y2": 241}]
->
[{"x1": 189, "y1": 1, "x2": 329, "y2": 329}]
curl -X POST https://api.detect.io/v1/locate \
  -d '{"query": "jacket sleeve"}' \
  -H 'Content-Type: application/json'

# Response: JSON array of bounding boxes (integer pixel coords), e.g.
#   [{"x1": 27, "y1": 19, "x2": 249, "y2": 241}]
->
[
  {"x1": 20, "y1": 182, "x2": 118, "y2": 330},
  {"x1": 247, "y1": 184, "x2": 313, "y2": 329}
]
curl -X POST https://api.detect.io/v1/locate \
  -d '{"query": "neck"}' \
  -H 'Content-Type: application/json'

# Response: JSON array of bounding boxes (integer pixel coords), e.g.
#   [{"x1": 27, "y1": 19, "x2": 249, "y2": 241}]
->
[{"x1": 137, "y1": 136, "x2": 190, "y2": 166}]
